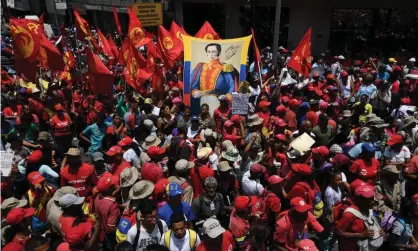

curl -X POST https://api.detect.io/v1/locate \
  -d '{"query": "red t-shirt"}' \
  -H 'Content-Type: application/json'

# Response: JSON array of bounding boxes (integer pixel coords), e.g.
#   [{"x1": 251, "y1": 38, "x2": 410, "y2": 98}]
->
[
  {"x1": 286, "y1": 181, "x2": 320, "y2": 205},
  {"x1": 197, "y1": 231, "x2": 235, "y2": 251},
  {"x1": 94, "y1": 196, "x2": 121, "y2": 234},
  {"x1": 50, "y1": 113, "x2": 72, "y2": 136},
  {"x1": 283, "y1": 109, "x2": 297, "y2": 131},
  {"x1": 229, "y1": 210, "x2": 250, "y2": 249},
  {"x1": 223, "y1": 128, "x2": 242, "y2": 147},
  {"x1": 168, "y1": 80, "x2": 184, "y2": 90},
  {"x1": 392, "y1": 80, "x2": 400, "y2": 94},
  {"x1": 110, "y1": 160, "x2": 131, "y2": 179},
  {"x1": 257, "y1": 111, "x2": 270, "y2": 127},
  {"x1": 349, "y1": 158, "x2": 380, "y2": 182},
  {"x1": 3, "y1": 105, "x2": 22, "y2": 116},
  {"x1": 214, "y1": 107, "x2": 231, "y2": 134},
  {"x1": 59, "y1": 215, "x2": 77, "y2": 237},
  {"x1": 335, "y1": 205, "x2": 367, "y2": 251},
  {"x1": 141, "y1": 161, "x2": 164, "y2": 183},
  {"x1": 190, "y1": 165, "x2": 215, "y2": 198},
  {"x1": 60, "y1": 163, "x2": 98, "y2": 197}
]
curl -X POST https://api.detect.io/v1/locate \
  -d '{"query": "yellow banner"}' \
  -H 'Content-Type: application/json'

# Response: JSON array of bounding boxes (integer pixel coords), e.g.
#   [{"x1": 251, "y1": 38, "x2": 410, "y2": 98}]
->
[{"x1": 132, "y1": 3, "x2": 163, "y2": 27}]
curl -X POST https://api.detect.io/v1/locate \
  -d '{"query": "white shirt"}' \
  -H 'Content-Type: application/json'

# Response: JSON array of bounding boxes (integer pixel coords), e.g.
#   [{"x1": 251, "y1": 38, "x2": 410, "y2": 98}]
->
[
  {"x1": 208, "y1": 153, "x2": 218, "y2": 170},
  {"x1": 127, "y1": 220, "x2": 169, "y2": 251},
  {"x1": 123, "y1": 148, "x2": 139, "y2": 164},
  {"x1": 324, "y1": 186, "x2": 342, "y2": 212},
  {"x1": 187, "y1": 128, "x2": 198, "y2": 139},
  {"x1": 384, "y1": 146, "x2": 411, "y2": 163},
  {"x1": 160, "y1": 230, "x2": 201, "y2": 251},
  {"x1": 241, "y1": 170, "x2": 264, "y2": 196}
]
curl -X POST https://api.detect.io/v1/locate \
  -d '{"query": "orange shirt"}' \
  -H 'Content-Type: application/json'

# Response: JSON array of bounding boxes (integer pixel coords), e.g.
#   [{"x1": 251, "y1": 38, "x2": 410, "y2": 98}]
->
[{"x1": 60, "y1": 163, "x2": 98, "y2": 197}]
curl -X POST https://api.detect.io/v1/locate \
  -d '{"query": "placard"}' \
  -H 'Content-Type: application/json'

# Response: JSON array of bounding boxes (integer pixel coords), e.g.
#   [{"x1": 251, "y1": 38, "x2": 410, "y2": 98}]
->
[
  {"x1": 232, "y1": 93, "x2": 249, "y2": 115},
  {"x1": 290, "y1": 133, "x2": 315, "y2": 154},
  {"x1": 0, "y1": 151, "x2": 14, "y2": 177},
  {"x1": 132, "y1": 3, "x2": 163, "y2": 27}
]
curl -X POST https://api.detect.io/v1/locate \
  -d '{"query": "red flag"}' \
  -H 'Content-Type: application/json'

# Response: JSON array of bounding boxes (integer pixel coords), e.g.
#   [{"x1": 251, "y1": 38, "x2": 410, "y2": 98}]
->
[
  {"x1": 38, "y1": 34, "x2": 65, "y2": 70},
  {"x1": 127, "y1": 7, "x2": 151, "y2": 48},
  {"x1": 107, "y1": 35, "x2": 119, "y2": 65},
  {"x1": 9, "y1": 18, "x2": 42, "y2": 62},
  {"x1": 73, "y1": 10, "x2": 91, "y2": 41},
  {"x1": 146, "y1": 41, "x2": 160, "y2": 70},
  {"x1": 251, "y1": 28, "x2": 262, "y2": 73},
  {"x1": 158, "y1": 25, "x2": 183, "y2": 68},
  {"x1": 195, "y1": 21, "x2": 220, "y2": 40},
  {"x1": 151, "y1": 67, "x2": 165, "y2": 92},
  {"x1": 119, "y1": 38, "x2": 130, "y2": 66},
  {"x1": 97, "y1": 29, "x2": 113, "y2": 58},
  {"x1": 86, "y1": 48, "x2": 114, "y2": 95},
  {"x1": 63, "y1": 46, "x2": 76, "y2": 68},
  {"x1": 123, "y1": 44, "x2": 149, "y2": 92},
  {"x1": 14, "y1": 55, "x2": 38, "y2": 83},
  {"x1": 170, "y1": 21, "x2": 189, "y2": 43},
  {"x1": 59, "y1": 66, "x2": 72, "y2": 85},
  {"x1": 113, "y1": 6, "x2": 122, "y2": 35},
  {"x1": 287, "y1": 28, "x2": 312, "y2": 77}
]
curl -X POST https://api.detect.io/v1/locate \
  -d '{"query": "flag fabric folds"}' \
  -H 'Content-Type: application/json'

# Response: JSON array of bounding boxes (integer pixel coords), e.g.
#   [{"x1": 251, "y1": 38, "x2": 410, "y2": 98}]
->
[
  {"x1": 195, "y1": 21, "x2": 220, "y2": 40},
  {"x1": 287, "y1": 27, "x2": 313, "y2": 77},
  {"x1": 97, "y1": 29, "x2": 113, "y2": 58},
  {"x1": 73, "y1": 10, "x2": 91, "y2": 41},
  {"x1": 127, "y1": 7, "x2": 151, "y2": 48},
  {"x1": 170, "y1": 21, "x2": 189, "y2": 43},
  {"x1": 86, "y1": 48, "x2": 114, "y2": 95},
  {"x1": 251, "y1": 28, "x2": 262, "y2": 73},
  {"x1": 158, "y1": 25, "x2": 183, "y2": 68},
  {"x1": 113, "y1": 6, "x2": 123, "y2": 35},
  {"x1": 38, "y1": 34, "x2": 65, "y2": 70}
]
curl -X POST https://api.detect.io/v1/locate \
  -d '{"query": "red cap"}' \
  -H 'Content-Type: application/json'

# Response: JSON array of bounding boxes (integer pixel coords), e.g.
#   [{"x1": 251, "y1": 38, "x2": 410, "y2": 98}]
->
[
  {"x1": 297, "y1": 239, "x2": 319, "y2": 251},
  {"x1": 258, "y1": 101, "x2": 271, "y2": 108},
  {"x1": 320, "y1": 102, "x2": 329, "y2": 109},
  {"x1": 401, "y1": 97, "x2": 410, "y2": 105},
  {"x1": 349, "y1": 179, "x2": 366, "y2": 193},
  {"x1": 387, "y1": 134, "x2": 404, "y2": 146},
  {"x1": 281, "y1": 96, "x2": 290, "y2": 103},
  {"x1": 290, "y1": 197, "x2": 312, "y2": 212},
  {"x1": 276, "y1": 105, "x2": 287, "y2": 113},
  {"x1": 28, "y1": 171, "x2": 45, "y2": 185},
  {"x1": 106, "y1": 145, "x2": 123, "y2": 156},
  {"x1": 268, "y1": 175, "x2": 284, "y2": 185},
  {"x1": 393, "y1": 65, "x2": 402, "y2": 72},
  {"x1": 154, "y1": 178, "x2": 170, "y2": 197},
  {"x1": 96, "y1": 172, "x2": 119, "y2": 193},
  {"x1": 306, "y1": 111, "x2": 318, "y2": 125},
  {"x1": 412, "y1": 194, "x2": 418, "y2": 205},
  {"x1": 281, "y1": 48, "x2": 288, "y2": 53},
  {"x1": 332, "y1": 153, "x2": 351, "y2": 165},
  {"x1": 65, "y1": 221, "x2": 93, "y2": 246},
  {"x1": 118, "y1": 136, "x2": 134, "y2": 147},
  {"x1": 234, "y1": 196, "x2": 257, "y2": 212},
  {"x1": 147, "y1": 146, "x2": 166, "y2": 157},
  {"x1": 355, "y1": 184, "x2": 375, "y2": 198},
  {"x1": 224, "y1": 120, "x2": 233, "y2": 127},
  {"x1": 28, "y1": 150, "x2": 43, "y2": 164},
  {"x1": 231, "y1": 115, "x2": 241, "y2": 123},
  {"x1": 315, "y1": 89, "x2": 323, "y2": 96},
  {"x1": 6, "y1": 207, "x2": 36, "y2": 225},
  {"x1": 275, "y1": 134, "x2": 287, "y2": 141},
  {"x1": 274, "y1": 118, "x2": 287, "y2": 127},
  {"x1": 326, "y1": 74, "x2": 335, "y2": 79},
  {"x1": 340, "y1": 71, "x2": 348, "y2": 77},
  {"x1": 312, "y1": 146, "x2": 329, "y2": 157},
  {"x1": 313, "y1": 73, "x2": 320, "y2": 78},
  {"x1": 54, "y1": 104, "x2": 64, "y2": 111},
  {"x1": 289, "y1": 99, "x2": 302, "y2": 107},
  {"x1": 251, "y1": 163, "x2": 266, "y2": 173},
  {"x1": 2, "y1": 242, "x2": 25, "y2": 251},
  {"x1": 291, "y1": 164, "x2": 312, "y2": 176}
]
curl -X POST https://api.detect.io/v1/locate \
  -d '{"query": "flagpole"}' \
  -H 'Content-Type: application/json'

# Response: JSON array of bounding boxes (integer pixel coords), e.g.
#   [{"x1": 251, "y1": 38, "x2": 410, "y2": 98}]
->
[
  {"x1": 39, "y1": 68, "x2": 45, "y2": 94},
  {"x1": 257, "y1": 61, "x2": 263, "y2": 85},
  {"x1": 272, "y1": 0, "x2": 282, "y2": 68}
]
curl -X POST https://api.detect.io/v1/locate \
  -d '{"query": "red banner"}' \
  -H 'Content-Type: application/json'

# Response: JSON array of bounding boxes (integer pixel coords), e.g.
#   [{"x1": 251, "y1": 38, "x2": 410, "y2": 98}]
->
[
  {"x1": 195, "y1": 21, "x2": 220, "y2": 40},
  {"x1": 287, "y1": 28, "x2": 312, "y2": 77},
  {"x1": 113, "y1": 6, "x2": 122, "y2": 35}
]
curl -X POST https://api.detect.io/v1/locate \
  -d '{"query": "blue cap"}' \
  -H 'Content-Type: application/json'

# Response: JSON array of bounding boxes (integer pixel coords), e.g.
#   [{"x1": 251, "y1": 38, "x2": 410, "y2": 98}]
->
[
  {"x1": 191, "y1": 115, "x2": 199, "y2": 121},
  {"x1": 300, "y1": 102, "x2": 310, "y2": 109},
  {"x1": 167, "y1": 183, "x2": 183, "y2": 197},
  {"x1": 361, "y1": 142, "x2": 376, "y2": 152}
]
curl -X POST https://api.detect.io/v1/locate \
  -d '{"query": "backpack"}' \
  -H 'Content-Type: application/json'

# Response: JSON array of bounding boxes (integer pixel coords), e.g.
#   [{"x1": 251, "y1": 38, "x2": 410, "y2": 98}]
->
[
  {"x1": 133, "y1": 220, "x2": 164, "y2": 248},
  {"x1": 163, "y1": 229, "x2": 197, "y2": 250},
  {"x1": 179, "y1": 139, "x2": 195, "y2": 161},
  {"x1": 380, "y1": 211, "x2": 406, "y2": 240},
  {"x1": 332, "y1": 199, "x2": 352, "y2": 223}
]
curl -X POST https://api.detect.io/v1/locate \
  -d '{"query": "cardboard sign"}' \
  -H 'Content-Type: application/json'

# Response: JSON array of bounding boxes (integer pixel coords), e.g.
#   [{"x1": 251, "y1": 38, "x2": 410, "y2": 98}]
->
[
  {"x1": 290, "y1": 133, "x2": 315, "y2": 154},
  {"x1": 132, "y1": 3, "x2": 163, "y2": 27},
  {"x1": 232, "y1": 93, "x2": 249, "y2": 115},
  {"x1": 0, "y1": 151, "x2": 14, "y2": 177}
]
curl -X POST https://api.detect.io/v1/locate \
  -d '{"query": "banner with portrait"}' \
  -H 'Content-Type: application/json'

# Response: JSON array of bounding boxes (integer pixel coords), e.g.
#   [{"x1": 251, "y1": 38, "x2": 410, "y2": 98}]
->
[{"x1": 182, "y1": 35, "x2": 252, "y2": 115}]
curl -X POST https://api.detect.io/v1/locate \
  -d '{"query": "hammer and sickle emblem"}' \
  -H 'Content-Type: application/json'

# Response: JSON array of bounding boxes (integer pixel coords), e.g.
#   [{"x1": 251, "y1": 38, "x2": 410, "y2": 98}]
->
[
  {"x1": 203, "y1": 34, "x2": 214, "y2": 40},
  {"x1": 27, "y1": 23, "x2": 40, "y2": 34}
]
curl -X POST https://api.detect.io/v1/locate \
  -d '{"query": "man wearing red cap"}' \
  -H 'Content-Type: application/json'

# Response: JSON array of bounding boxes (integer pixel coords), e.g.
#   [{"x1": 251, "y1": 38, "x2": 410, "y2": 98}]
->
[
  {"x1": 213, "y1": 95, "x2": 231, "y2": 134},
  {"x1": 257, "y1": 101, "x2": 271, "y2": 127},
  {"x1": 285, "y1": 164, "x2": 320, "y2": 207},
  {"x1": 284, "y1": 99, "x2": 300, "y2": 131},
  {"x1": 141, "y1": 146, "x2": 166, "y2": 184},
  {"x1": 24, "y1": 171, "x2": 55, "y2": 222},
  {"x1": 259, "y1": 175, "x2": 283, "y2": 228},
  {"x1": 106, "y1": 145, "x2": 131, "y2": 178},
  {"x1": 57, "y1": 221, "x2": 98, "y2": 251},
  {"x1": 223, "y1": 119, "x2": 246, "y2": 148},
  {"x1": 229, "y1": 196, "x2": 257, "y2": 250},
  {"x1": 242, "y1": 163, "x2": 266, "y2": 196},
  {"x1": 5, "y1": 207, "x2": 36, "y2": 245},
  {"x1": 336, "y1": 184, "x2": 383, "y2": 251},
  {"x1": 273, "y1": 197, "x2": 323, "y2": 251}
]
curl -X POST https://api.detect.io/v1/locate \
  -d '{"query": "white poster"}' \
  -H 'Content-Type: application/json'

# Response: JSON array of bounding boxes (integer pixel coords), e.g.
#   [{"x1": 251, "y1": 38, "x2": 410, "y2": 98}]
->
[
  {"x1": 55, "y1": 0, "x2": 67, "y2": 9},
  {"x1": 0, "y1": 151, "x2": 14, "y2": 177},
  {"x1": 6, "y1": 0, "x2": 15, "y2": 8}
]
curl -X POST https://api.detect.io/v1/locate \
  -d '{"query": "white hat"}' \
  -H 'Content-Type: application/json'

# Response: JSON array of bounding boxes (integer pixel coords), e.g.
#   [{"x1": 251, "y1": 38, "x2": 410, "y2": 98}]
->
[
  {"x1": 409, "y1": 58, "x2": 416, "y2": 63},
  {"x1": 143, "y1": 119, "x2": 157, "y2": 132},
  {"x1": 202, "y1": 218, "x2": 225, "y2": 238},
  {"x1": 338, "y1": 55, "x2": 345, "y2": 60}
]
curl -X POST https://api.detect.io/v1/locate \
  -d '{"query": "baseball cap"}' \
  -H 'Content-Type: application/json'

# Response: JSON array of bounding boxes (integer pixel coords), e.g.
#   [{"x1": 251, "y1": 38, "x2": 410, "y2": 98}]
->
[
  {"x1": 234, "y1": 196, "x2": 257, "y2": 212},
  {"x1": 28, "y1": 150, "x2": 43, "y2": 164},
  {"x1": 28, "y1": 171, "x2": 45, "y2": 185},
  {"x1": 251, "y1": 163, "x2": 266, "y2": 173},
  {"x1": 197, "y1": 147, "x2": 212, "y2": 160},
  {"x1": 154, "y1": 179, "x2": 170, "y2": 197},
  {"x1": 96, "y1": 172, "x2": 119, "y2": 192},
  {"x1": 289, "y1": 99, "x2": 302, "y2": 107},
  {"x1": 349, "y1": 179, "x2": 366, "y2": 193},
  {"x1": 65, "y1": 221, "x2": 93, "y2": 246},
  {"x1": 258, "y1": 101, "x2": 271, "y2": 108},
  {"x1": 276, "y1": 105, "x2": 287, "y2": 113},
  {"x1": 312, "y1": 146, "x2": 329, "y2": 157},
  {"x1": 147, "y1": 146, "x2": 166, "y2": 157},
  {"x1": 387, "y1": 134, "x2": 404, "y2": 146},
  {"x1": 38, "y1": 131, "x2": 49, "y2": 141},
  {"x1": 291, "y1": 163, "x2": 312, "y2": 176},
  {"x1": 297, "y1": 239, "x2": 319, "y2": 251},
  {"x1": 332, "y1": 153, "x2": 350, "y2": 165},
  {"x1": 355, "y1": 184, "x2": 375, "y2": 198},
  {"x1": 231, "y1": 114, "x2": 241, "y2": 123},
  {"x1": 2, "y1": 242, "x2": 24, "y2": 251},
  {"x1": 218, "y1": 95, "x2": 228, "y2": 101},
  {"x1": 6, "y1": 207, "x2": 36, "y2": 225},
  {"x1": 268, "y1": 175, "x2": 284, "y2": 185},
  {"x1": 144, "y1": 98, "x2": 153, "y2": 104},
  {"x1": 203, "y1": 218, "x2": 226, "y2": 238},
  {"x1": 224, "y1": 120, "x2": 233, "y2": 128},
  {"x1": 106, "y1": 145, "x2": 123, "y2": 156},
  {"x1": 53, "y1": 186, "x2": 78, "y2": 202},
  {"x1": 92, "y1": 152, "x2": 104, "y2": 162},
  {"x1": 175, "y1": 159, "x2": 195, "y2": 172},
  {"x1": 409, "y1": 58, "x2": 416, "y2": 63},
  {"x1": 388, "y1": 57, "x2": 397, "y2": 63},
  {"x1": 326, "y1": 74, "x2": 335, "y2": 79},
  {"x1": 290, "y1": 197, "x2": 312, "y2": 213},
  {"x1": 59, "y1": 194, "x2": 85, "y2": 208},
  {"x1": 118, "y1": 136, "x2": 134, "y2": 147},
  {"x1": 167, "y1": 183, "x2": 183, "y2": 197},
  {"x1": 361, "y1": 142, "x2": 376, "y2": 152},
  {"x1": 274, "y1": 118, "x2": 287, "y2": 127}
]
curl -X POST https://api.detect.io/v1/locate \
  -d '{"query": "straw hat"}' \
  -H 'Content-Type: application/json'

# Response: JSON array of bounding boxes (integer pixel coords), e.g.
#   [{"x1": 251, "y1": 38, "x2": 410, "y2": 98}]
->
[
  {"x1": 120, "y1": 168, "x2": 139, "y2": 188},
  {"x1": 129, "y1": 180, "x2": 155, "y2": 200},
  {"x1": 142, "y1": 135, "x2": 161, "y2": 150},
  {"x1": 247, "y1": 114, "x2": 263, "y2": 127}
]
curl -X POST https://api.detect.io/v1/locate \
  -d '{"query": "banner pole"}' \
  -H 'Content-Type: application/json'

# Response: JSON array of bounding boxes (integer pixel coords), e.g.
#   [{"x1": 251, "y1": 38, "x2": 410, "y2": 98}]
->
[{"x1": 272, "y1": 0, "x2": 282, "y2": 68}]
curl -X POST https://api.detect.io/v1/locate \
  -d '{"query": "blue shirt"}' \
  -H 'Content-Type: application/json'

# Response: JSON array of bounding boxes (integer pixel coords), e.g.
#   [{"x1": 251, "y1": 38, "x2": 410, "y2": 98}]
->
[
  {"x1": 82, "y1": 122, "x2": 110, "y2": 154},
  {"x1": 376, "y1": 72, "x2": 390, "y2": 81},
  {"x1": 157, "y1": 201, "x2": 195, "y2": 227},
  {"x1": 348, "y1": 143, "x2": 382, "y2": 159},
  {"x1": 357, "y1": 84, "x2": 377, "y2": 100}
]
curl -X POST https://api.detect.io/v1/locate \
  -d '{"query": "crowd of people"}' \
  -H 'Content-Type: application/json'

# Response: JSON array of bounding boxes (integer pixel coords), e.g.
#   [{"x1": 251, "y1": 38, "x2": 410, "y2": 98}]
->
[{"x1": 1, "y1": 20, "x2": 418, "y2": 251}]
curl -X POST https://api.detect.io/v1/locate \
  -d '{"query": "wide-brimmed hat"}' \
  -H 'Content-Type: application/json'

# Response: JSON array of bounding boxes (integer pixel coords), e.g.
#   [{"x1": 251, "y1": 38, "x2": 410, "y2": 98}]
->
[
  {"x1": 143, "y1": 119, "x2": 157, "y2": 132},
  {"x1": 65, "y1": 148, "x2": 81, "y2": 157},
  {"x1": 142, "y1": 135, "x2": 161, "y2": 150},
  {"x1": 221, "y1": 147, "x2": 242, "y2": 162},
  {"x1": 364, "y1": 114, "x2": 381, "y2": 124},
  {"x1": 402, "y1": 116, "x2": 418, "y2": 129},
  {"x1": 120, "y1": 167, "x2": 139, "y2": 188},
  {"x1": 341, "y1": 110, "x2": 352, "y2": 117},
  {"x1": 218, "y1": 161, "x2": 233, "y2": 172},
  {"x1": 38, "y1": 131, "x2": 49, "y2": 141},
  {"x1": 382, "y1": 165, "x2": 400, "y2": 174},
  {"x1": 247, "y1": 114, "x2": 263, "y2": 127},
  {"x1": 129, "y1": 180, "x2": 155, "y2": 200}
]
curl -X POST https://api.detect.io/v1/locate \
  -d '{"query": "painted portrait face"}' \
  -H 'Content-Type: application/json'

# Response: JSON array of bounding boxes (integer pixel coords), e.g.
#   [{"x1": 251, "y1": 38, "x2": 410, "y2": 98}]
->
[{"x1": 206, "y1": 45, "x2": 219, "y2": 60}]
